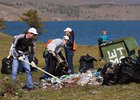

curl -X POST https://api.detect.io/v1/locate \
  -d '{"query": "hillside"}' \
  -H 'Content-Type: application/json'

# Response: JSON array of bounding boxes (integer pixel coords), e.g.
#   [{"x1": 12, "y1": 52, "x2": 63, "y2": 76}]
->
[{"x1": 0, "y1": 0, "x2": 140, "y2": 21}]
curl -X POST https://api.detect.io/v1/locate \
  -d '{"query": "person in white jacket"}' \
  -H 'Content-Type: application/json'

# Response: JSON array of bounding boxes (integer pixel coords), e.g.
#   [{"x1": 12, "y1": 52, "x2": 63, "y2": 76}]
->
[{"x1": 40, "y1": 35, "x2": 69, "y2": 80}]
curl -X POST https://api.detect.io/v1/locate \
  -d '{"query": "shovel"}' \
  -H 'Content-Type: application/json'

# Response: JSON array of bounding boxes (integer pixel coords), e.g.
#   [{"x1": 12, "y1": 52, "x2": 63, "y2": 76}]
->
[{"x1": 19, "y1": 59, "x2": 63, "y2": 84}]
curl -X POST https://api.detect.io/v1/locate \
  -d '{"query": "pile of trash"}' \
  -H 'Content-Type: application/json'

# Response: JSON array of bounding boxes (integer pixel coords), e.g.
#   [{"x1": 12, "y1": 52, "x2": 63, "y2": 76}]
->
[
  {"x1": 36, "y1": 54, "x2": 102, "y2": 90},
  {"x1": 39, "y1": 70, "x2": 103, "y2": 90},
  {"x1": 38, "y1": 52, "x2": 140, "y2": 90}
]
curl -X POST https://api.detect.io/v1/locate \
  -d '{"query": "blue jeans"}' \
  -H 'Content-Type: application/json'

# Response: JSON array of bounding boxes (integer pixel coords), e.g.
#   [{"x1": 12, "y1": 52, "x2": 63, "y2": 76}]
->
[
  {"x1": 66, "y1": 51, "x2": 74, "y2": 74},
  {"x1": 12, "y1": 55, "x2": 33, "y2": 88},
  {"x1": 43, "y1": 57, "x2": 49, "y2": 79}
]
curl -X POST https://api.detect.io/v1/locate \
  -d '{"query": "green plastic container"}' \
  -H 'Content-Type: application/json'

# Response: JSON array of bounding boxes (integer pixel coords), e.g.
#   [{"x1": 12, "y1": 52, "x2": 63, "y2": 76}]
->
[{"x1": 100, "y1": 36, "x2": 139, "y2": 63}]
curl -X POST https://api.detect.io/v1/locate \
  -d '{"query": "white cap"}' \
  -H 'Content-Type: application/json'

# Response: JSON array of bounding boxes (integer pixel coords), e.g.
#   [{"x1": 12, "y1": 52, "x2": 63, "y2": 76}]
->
[
  {"x1": 64, "y1": 27, "x2": 72, "y2": 32},
  {"x1": 63, "y1": 35, "x2": 69, "y2": 40},
  {"x1": 28, "y1": 27, "x2": 38, "y2": 35}
]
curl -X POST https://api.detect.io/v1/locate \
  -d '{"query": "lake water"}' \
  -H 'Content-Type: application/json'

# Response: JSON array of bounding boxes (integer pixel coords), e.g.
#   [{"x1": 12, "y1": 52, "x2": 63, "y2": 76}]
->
[{"x1": 1, "y1": 20, "x2": 140, "y2": 45}]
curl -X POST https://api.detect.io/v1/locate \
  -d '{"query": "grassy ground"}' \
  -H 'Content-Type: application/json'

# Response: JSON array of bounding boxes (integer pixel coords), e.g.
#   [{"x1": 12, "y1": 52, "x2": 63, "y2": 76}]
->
[{"x1": 0, "y1": 32, "x2": 140, "y2": 100}]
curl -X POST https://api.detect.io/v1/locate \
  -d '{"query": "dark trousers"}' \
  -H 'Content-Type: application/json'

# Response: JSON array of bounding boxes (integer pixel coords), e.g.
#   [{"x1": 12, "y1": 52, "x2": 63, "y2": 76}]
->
[
  {"x1": 47, "y1": 53, "x2": 57, "y2": 76},
  {"x1": 66, "y1": 51, "x2": 74, "y2": 74},
  {"x1": 99, "y1": 46, "x2": 103, "y2": 59},
  {"x1": 98, "y1": 38, "x2": 104, "y2": 59}
]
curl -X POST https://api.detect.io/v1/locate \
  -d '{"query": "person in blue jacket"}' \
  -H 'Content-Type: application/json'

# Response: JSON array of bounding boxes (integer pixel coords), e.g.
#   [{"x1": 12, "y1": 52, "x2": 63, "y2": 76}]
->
[
  {"x1": 64, "y1": 27, "x2": 75, "y2": 74},
  {"x1": 98, "y1": 30, "x2": 108, "y2": 45},
  {"x1": 98, "y1": 30, "x2": 109, "y2": 61}
]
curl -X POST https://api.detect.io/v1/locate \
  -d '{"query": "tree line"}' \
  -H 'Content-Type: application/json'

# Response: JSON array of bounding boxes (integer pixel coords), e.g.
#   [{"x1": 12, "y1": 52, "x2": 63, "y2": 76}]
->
[{"x1": 0, "y1": 9, "x2": 44, "y2": 34}]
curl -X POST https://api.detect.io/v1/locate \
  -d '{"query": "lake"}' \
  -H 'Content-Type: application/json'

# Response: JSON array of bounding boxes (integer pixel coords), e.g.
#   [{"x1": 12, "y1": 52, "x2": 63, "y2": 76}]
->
[{"x1": 1, "y1": 20, "x2": 140, "y2": 45}]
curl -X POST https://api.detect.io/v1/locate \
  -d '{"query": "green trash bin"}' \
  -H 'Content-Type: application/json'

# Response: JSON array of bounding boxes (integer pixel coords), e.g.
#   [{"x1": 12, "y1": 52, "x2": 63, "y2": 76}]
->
[{"x1": 100, "y1": 36, "x2": 139, "y2": 63}]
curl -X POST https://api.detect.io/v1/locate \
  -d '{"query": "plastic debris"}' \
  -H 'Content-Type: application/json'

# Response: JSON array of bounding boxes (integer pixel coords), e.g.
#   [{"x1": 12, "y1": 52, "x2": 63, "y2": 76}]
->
[{"x1": 38, "y1": 69, "x2": 103, "y2": 90}]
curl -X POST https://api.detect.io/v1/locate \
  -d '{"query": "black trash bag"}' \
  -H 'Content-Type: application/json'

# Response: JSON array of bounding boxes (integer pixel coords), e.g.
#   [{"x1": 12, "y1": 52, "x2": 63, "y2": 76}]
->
[
  {"x1": 117, "y1": 57, "x2": 140, "y2": 84},
  {"x1": 101, "y1": 62, "x2": 121, "y2": 85},
  {"x1": 55, "y1": 52, "x2": 68, "y2": 76},
  {"x1": 101, "y1": 56, "x2": 140, "y2": 85},
  {"x1": 47, "y1": 52, "x2": 68, "y2": 77},
  {"x1": 55, "y1": 62, "x2": 68, "y2": 76},
  {"x1": 79, "y1": 54, "x2": 97, "y2": 73},
  {"x1": 1, "y1": 56, "x2": 13, "y2": 74}
]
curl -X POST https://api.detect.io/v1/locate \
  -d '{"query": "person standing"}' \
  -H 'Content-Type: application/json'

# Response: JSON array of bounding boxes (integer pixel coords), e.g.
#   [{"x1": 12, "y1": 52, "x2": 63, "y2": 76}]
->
[
  {"x1": 40, "y1": 35, "x2": 69, "y2": 80},
  {"x1": 64, "y1": 27, "x2": 75, "y2": 74},
  {"x1": 11, "y1": 27, "x2": 38, "y2": 90}
]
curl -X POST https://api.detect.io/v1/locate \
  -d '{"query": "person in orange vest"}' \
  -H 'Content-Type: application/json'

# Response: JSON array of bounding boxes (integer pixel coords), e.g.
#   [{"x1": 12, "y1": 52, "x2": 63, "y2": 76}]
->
[
  {"x1": 40, "y1": 35, "x2": 69, "y2": 80},
  {"x1": 64, "y1": 27, "x2": 76, "y2": 74}
]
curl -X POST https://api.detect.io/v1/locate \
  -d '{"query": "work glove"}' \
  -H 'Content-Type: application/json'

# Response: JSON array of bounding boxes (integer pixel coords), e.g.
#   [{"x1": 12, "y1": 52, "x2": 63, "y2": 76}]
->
[
  {"x1": 51, "y1": 51, "x2": 56, "y2": 57},
  {"x1": 57, "y1": 56, "x2": 64, "y2": 63},
  {"x1": 59, "y1": 59, "x2": 64, "y2": 63},
  {"x1": 7, "y1": 55, "x2": 11, "y2": 59},
  {"x1": 31, "y1": 61, "x2": 36, "y2": 67},
  {"x1": 18, "y1": 55, "x2": 25, "y2": 61}
]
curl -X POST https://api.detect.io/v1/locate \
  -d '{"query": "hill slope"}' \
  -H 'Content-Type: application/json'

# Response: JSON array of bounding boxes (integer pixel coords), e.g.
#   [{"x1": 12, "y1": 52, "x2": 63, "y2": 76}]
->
[{"x1": 0, "y1": 0, "x2": 140, "y2": 21}]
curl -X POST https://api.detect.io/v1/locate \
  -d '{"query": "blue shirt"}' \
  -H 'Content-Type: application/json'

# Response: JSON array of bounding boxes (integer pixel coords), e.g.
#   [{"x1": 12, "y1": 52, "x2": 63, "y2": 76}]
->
[
  {"x1": 65, "y1": 33, "x2": 74, "y2": 53},
  {"x1": 100, "y1": 34, "x2": 108, "y2": 42}
]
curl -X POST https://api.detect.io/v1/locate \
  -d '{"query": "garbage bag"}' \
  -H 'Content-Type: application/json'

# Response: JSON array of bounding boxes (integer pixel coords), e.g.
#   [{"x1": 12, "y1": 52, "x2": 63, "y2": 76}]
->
[
  {"x1": 101, "y1": 56, "x2": 140, "y2": 85},
  {"x1": 117, "y1": 57, "x2": 140, "y2": 84},
  {"x1": 79, "y1": 54, "x2": 97, "y2": 73},
  {"x1": 1, "y1": 56, "x2": 13, "y2": 74},
  {"x1": 101, "y1": 62, "x2": 120, "y2": 85}
]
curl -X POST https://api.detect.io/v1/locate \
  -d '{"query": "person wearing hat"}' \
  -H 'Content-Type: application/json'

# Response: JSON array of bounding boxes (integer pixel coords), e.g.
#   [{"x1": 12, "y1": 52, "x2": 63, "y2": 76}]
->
[
  {"x1": 40, "y1": 35, "x2": 69, "y2": 80},
  {"x1": 64, "y1": 27, "x2": 75, "y2": 74},
  {"x1": 11, "y1": 27, "x2": 38, "y2": 91}
]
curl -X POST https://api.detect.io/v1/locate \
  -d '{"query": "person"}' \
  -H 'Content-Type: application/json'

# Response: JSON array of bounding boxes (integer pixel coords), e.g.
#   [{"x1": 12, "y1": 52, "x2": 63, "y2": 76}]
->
[
  {"x1": 98, "y1": 30, "x2": 108, "y2": 61},
  {"x1": 11, "y1": 27, "x2": 38, "y2": 91},
  {"x1": 98, "y1": 30, "x2": 108, "y2": 45},
  {"x1": 64, "y1": 27, "x2": 75, "y2": 74},
  {"x1": 40, "y1": 35, "x2": 69, "y2": 80}
]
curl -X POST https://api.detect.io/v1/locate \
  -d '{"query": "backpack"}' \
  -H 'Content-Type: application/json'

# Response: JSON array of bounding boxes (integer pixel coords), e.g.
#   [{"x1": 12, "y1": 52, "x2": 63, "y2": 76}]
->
[
  {"x1": 44, "y1": 39, "x2": 53, "y2": 47},
  {"x1": 43, "y1": 39, "x2": 53, "y2": 58}
]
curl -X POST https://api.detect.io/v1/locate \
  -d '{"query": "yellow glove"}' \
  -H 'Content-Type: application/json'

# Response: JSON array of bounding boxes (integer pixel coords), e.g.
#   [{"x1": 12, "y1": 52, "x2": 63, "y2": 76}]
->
[
  {"x1": 57, "y1": 55, "x2": 64, "y2": 63},
  {"x1": 31, "y1": 61, "x2": 36, "y2": 67},
  {"x1": 51, "y1": 52, "x2": 56, "y2": 57},
  {"x1": 18, "y1": 56, "x2": 24, "y2": 61}
]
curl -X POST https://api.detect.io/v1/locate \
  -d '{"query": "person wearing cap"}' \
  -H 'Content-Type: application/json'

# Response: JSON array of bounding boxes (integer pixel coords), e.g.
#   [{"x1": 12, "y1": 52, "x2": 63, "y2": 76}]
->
[
  {"x1": 40, "y1": 35, "x2": 69, "y2": 80},
  {"x1": 11, "y1": 27, "x2": 38, "y2": 91},
  {"x1": 64, "y1": 27, "x2": 75, "y2": 74}
]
